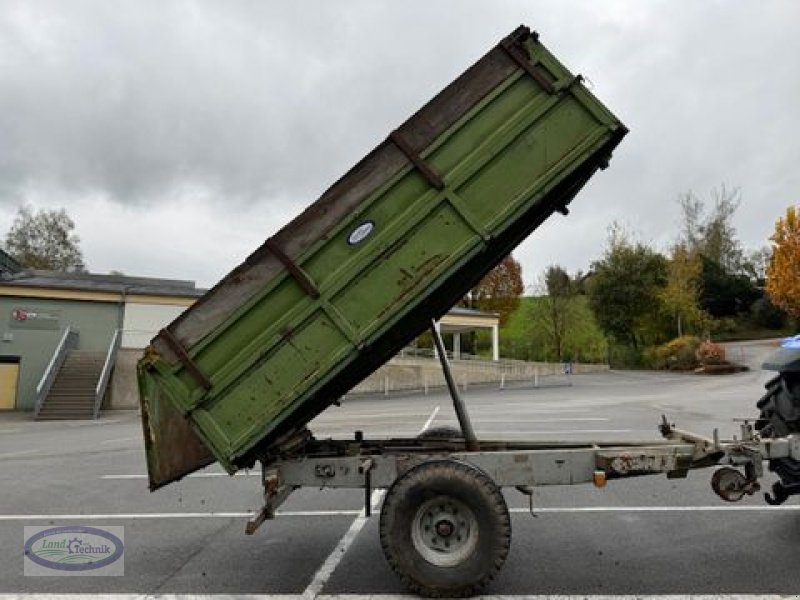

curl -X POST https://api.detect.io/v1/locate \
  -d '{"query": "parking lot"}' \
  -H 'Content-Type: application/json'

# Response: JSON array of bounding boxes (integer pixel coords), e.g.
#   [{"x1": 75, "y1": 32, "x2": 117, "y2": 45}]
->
[{"x1": 2, "y1": 354, "x2": 799, "y2": 597}]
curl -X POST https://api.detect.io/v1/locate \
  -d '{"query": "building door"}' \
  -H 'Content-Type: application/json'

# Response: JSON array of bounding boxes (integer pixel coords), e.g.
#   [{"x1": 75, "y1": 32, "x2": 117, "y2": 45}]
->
[{"x1": 0, "y1": 360, "x2": 20, "y2": 409}]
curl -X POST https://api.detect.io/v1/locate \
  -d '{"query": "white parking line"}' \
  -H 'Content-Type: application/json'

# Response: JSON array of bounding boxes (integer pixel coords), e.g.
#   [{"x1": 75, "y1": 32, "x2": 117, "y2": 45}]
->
[
  {"x1": 101, "y1": 472, "x2": 260, "y2": 480},
  {"x1": 508, "y1": 506, "x2": 800, "y2": 513},
  {"x1": 317, "y1": 411, "x2": 444, "y2": 420},
  {"x1": 303, "y1": 490, "x2": 386, "y2": 599},
  {"x1": 305, "y1": 408, "x2": 442, "y2": 599},
  {"x1": 473, "y1": 429, "x2": 635, "y2": 435},
  {"x1": 100, "y1": 436, "x2": 141, "y2": 445},
  {"x1": 3, "y1": 505, "x2": 800, "y2": 522},
  {"x1": 468, "y1": 417, "x2": 609, "y2": 423},
  {"x1": 470, "y1": 405, "x2": 588, "y2": 411},
  {"x1": 0, "y1": 449, "x2": 37, "y2": 459},
  {"x1": 0, "y1": 510, "x2": 360, "y2": 520},
  {"x1": 418, "y1": 405, "x2": 440, "y2": 434}
]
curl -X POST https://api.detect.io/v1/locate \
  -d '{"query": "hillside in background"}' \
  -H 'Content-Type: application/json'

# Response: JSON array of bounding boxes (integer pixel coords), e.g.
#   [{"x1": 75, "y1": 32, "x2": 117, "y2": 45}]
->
[{"x1": 479, "y1": 296, "x2": 608, "y2": 364}]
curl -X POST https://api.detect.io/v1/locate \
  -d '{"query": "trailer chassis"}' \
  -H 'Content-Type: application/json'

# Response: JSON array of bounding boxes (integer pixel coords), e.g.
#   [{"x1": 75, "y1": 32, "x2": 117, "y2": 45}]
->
[
  {"x1": 242, "y1": 325, "x2": 800, "y2": 596},
  {"x1": 251, "y1": 419, "x2": 800, "y2": 522}
]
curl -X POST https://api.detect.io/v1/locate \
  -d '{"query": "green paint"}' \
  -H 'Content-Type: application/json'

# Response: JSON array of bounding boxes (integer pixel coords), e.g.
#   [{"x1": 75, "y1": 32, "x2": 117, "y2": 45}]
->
[{"x1": 139, "y1": 28, "x2": 627, "y2": 478}]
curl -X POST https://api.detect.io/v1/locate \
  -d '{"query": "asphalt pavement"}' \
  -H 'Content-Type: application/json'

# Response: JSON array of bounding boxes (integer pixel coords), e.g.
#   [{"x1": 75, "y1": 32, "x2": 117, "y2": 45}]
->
[{"x1": 1, "y1": 352, "x2": 798, "y2": 597}]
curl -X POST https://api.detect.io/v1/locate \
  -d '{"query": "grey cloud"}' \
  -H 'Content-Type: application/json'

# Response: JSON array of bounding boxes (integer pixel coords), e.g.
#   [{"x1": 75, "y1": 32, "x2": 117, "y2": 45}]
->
[
  {"x1": 0, "y1": 1, "x2": 512, "y2": 208},
  {"x1": 0, "y1": 0, "x2": 798, "y2": 284}
]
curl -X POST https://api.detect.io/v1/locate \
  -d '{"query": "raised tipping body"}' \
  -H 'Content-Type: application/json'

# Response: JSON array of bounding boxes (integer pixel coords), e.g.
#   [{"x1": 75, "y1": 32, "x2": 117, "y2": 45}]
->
[{"x1": 138, "y1": 25, "x2": 627, "y2": 489}]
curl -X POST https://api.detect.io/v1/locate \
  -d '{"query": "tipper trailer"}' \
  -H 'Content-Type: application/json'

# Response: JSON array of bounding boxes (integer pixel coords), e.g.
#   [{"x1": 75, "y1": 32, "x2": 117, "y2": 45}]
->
[{"x1": 138, "y1": 26, "x2": 799, "y2": 597}]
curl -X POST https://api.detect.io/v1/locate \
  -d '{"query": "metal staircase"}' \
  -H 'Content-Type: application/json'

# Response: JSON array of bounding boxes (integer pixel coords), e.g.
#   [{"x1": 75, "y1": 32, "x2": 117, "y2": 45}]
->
[{"x1": 36, "y1": 350, "x2": 105, "y2": 420}]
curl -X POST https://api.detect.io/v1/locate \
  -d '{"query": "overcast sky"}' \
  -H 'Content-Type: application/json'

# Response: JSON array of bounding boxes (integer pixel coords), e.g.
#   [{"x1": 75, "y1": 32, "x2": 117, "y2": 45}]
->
[{"x1": 1, "y1": 1, "x2": 798, "y2": 290}]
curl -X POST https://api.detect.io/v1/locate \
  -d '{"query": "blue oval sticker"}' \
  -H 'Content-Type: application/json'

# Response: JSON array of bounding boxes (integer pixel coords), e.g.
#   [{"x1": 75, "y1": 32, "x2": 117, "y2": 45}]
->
[
  {"x1": 24, "y1": 526, "x2": 124, "y2": 572},
  {"x1": 347, "y1": 221, "x2": 375, "y2": 246}
]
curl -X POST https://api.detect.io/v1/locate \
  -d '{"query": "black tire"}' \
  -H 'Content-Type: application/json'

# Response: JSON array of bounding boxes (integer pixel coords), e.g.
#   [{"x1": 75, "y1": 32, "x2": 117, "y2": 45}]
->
[
  {"x1": 417, "y1": 426, "x2": 464, "y2": 440},
  {"x1": 379, "y1": 459, "x2": 511, "y2": 598},
  {"x1": 756, "y1": 373, "x2": 800, "y2": 484}
]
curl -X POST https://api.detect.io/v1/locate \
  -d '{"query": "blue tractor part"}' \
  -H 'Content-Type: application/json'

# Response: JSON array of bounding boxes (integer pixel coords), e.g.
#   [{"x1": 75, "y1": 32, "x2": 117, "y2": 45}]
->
[
  {"x1": 757, "y1": 334, "x2": 800, "y2": 498},
  {"x1": 762, "y1": 335, "x2": 800, "y2": 373}
]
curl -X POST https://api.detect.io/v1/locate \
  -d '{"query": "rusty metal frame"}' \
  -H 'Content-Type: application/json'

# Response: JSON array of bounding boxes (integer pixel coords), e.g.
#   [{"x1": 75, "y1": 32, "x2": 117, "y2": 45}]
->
[
  {"x1": 499, "y1": 36, "x2": 556, "y2": 95},
  {"x1": 158, "y1": 328, "x2": 213, "y2": 391},
  {"x1": 264, "y1": 238, "x2": 321, "y2": 299},
  {"x1": 388, "y1": 130, "x2": 445, "y2": 191}
]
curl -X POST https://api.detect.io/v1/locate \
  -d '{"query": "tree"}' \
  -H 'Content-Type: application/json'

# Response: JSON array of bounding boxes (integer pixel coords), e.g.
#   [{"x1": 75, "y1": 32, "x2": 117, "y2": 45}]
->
[
  {"x1": 698, "y1": 255, "x2": 759, "y2": 317},
  {"x1": 503, "y1": 295, "x2": 607, "y2": 363},
  {"x1": 677, "y1": 186, "x2": 761, "y2": 317},
  {"x1": 532, "y1": 265, "x2": 577, "y2": 361},
  {"x1": 4, "y1": 206, "x2": 84, "y2": 271},
  {"x1": 659, "y1": 244, "x2": 708, "y2": 337},
  {"x1": 544, "y1": 265, "x2": 571, "y2": 296},
  {"x1": 678, "y1": 185, "x2": 745, "y2": 274},
  {"x1": 750, "y1": 296, "x2": 787, "y2": 329},
  {"x1": 587, "y1": 226, "x2": 668, "y2": 348},
  {"x1": 766, "y1": 206, "x2": 800, "y2": 318},
  {"x1": 744, "y1": 246, "x2": 772, "y2": 285},
  {"x1": 467, "y1": 255, "x2": 523, "y2": 325}
]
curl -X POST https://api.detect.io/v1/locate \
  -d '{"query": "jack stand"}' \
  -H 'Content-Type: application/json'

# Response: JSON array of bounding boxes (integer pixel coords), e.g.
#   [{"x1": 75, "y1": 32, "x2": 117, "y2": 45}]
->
[
  {"x1": 360, "y1": 458, "x2": 374, "y2": 517},
  {"x1": 246, "y1": 468, "x2": 294, "y2": 535},
  {"x1": 516, "y1": 485, "x2": 537, "y2": 517},
  {"x1": 430, "y1": 319, "x2": 479, "y2": 451}
]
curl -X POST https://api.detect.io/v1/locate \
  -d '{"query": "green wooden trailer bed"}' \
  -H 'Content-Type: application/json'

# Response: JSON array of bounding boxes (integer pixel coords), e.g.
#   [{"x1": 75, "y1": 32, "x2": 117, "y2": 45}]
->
[{"x1": 139, "y1": 26, "x2": 626, "y2": 489}]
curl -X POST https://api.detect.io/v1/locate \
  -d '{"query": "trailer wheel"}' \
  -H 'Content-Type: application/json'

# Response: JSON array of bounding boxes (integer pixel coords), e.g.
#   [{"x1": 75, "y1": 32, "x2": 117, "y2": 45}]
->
[
  {"x1": 756, "y1": 374, "x2": 800, "y2": 484},
  {"x1": 379, "y1": 459, "x2": 510, "y2": 598},
  {"x1": 417, "y1": 426, "x2": 463, "y2": 440}
]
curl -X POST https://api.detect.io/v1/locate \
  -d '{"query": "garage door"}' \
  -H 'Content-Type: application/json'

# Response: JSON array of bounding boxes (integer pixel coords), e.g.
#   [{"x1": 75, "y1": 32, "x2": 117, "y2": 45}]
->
[{"x1": 0, "y1": 362, "x2": 19, "y2": 409}]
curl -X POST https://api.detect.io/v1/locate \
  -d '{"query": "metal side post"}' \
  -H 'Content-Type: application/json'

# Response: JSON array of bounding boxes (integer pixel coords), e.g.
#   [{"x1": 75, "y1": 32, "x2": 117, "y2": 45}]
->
[{"x1": 430, "y1": 319, "x2": 479, "y2": 451}]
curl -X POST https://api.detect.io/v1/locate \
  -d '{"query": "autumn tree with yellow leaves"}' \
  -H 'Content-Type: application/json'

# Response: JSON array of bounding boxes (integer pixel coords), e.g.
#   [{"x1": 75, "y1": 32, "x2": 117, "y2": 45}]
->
[{"x1": 766, "y1": 206, "x2": 800, "y2": 318}]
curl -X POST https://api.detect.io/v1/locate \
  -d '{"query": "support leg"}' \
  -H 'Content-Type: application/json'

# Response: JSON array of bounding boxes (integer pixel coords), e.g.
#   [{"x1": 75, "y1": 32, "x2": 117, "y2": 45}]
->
[{"x1": 430, "y1": 320, "x2": 479, "y2": 451}]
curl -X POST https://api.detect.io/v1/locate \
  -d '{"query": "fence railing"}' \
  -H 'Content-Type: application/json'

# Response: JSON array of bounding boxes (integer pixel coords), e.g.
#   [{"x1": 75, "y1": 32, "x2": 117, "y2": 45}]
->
[
  {"x1": 34, "y1": 327, "x2": 78, "y2": 418},
  {"x1": 94, "y1": 329, "x2": 121, "y2": 419},
  {"x1": 346, "y1": 356, "x2": 609, "y2": 397}
]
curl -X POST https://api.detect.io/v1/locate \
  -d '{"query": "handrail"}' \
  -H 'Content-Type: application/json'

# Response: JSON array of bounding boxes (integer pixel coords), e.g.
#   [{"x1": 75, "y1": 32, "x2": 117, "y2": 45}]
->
[
  {"x1": 94, "y1": 329, "x2": 121, "y2": 419},
  {"x1": 35, "y1": 327, "x2": 78, "y2": 418}
]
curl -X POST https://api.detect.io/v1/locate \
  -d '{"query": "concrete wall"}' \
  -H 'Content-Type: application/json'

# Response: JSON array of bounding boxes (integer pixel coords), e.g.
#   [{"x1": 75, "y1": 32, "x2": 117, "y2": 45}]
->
[
  {"x1": 0, "y1": 297, "x2": 119, "y2": 410},
  {"x1": 109, "y1": 348, "x2": 142, "y2": 409},
  {"x1": 122, "y1": 303, "x2": 187, "y2": 349},
  {"x1": 108, "y1": 354, "x2": 609, "y2": 411},
  {"x1": 108, "y1": 301, "x2": 196, "y2": 410},
  {"x1": 110, "y1": 302, "x2": 193, "y2": 410}
]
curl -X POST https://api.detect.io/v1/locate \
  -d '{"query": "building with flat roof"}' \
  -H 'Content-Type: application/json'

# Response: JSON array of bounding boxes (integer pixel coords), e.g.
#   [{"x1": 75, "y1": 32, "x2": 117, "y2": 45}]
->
[
  {"x1": 436, "y1": 306, "x2": 500, "y2": 361},
  {"x1": 0, "y1": 270, "x2": 205, "y2": 415}
]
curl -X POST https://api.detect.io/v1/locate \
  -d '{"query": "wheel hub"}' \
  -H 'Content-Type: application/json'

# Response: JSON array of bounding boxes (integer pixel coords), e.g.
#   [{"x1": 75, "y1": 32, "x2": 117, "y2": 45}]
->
[
  {"x1": 411, "y1": 495, "x2": 479, "y2": 567},
  {"x1": 435, "y1": 519, "x2": 454, "y2": 537}
]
